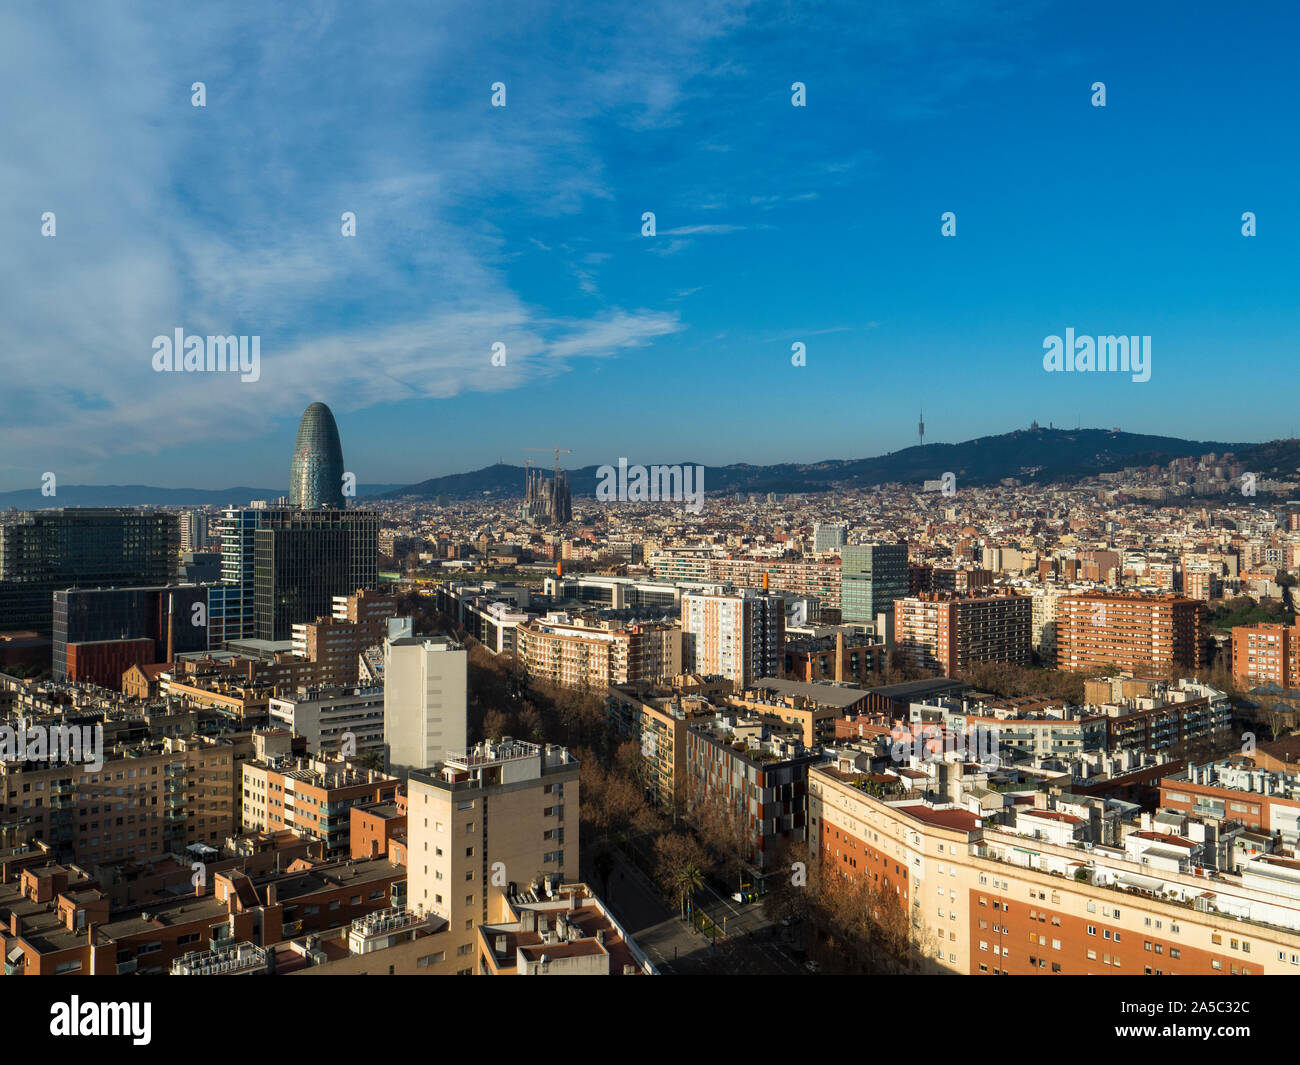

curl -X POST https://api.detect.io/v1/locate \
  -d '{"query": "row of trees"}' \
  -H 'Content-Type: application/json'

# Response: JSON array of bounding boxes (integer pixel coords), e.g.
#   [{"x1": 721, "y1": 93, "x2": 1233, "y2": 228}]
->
[
  {"x1": 762, "y1": 842, "x2": 924, "y2": 974},
  {"x1": 403, "y1": 592, "x2": 909, "y2": 970}
]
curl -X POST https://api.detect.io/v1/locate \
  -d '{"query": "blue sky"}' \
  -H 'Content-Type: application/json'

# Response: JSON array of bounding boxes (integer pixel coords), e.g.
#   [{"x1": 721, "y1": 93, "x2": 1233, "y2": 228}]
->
[{"x1": 1, "y1": 0, "x2": 1297, "y2": 491}]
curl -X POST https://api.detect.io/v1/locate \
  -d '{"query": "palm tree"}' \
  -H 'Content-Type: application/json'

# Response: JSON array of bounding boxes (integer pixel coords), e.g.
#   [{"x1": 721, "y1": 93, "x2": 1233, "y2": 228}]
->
[{"x1": 675, "y1": 863, "x2": 705, "y2": 920}]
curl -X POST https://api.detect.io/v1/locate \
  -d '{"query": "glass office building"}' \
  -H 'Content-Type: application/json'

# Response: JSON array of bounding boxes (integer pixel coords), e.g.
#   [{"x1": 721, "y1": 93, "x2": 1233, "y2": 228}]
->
[
  {"x1": 0, "y1": 509, "x2": 178, "y2": 636},
  {"x1": 840, "y1": 543, "x2": 908, "y2": 625},
  {"x1": 289, "y1": 402, "x2": 347, "y2": 509}
]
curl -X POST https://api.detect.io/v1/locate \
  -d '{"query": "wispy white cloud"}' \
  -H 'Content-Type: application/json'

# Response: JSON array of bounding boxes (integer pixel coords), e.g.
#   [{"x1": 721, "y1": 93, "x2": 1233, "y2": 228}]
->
[{"x1": 0, "y1": 0, "x2": 734, "y2": 481}]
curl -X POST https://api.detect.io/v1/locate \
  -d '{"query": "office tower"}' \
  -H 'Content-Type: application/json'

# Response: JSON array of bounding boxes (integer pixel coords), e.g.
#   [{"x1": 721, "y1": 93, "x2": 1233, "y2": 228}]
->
[
  {"x1": 207, "y1": 506, "x2": 379, "y2": 646},
  {"x1": 52, "y1": 585, "x2": 209, "y2": 687},
  {"x1": 289, "y1": 401, "x2": 347, "y2": 509},
  {"x1": 207, "y1": 508, "x2": 261, "y2": 647},
  {"x1": 383, "y1": 635, "x2": 468, "y2": 779},
  {"x1": 1057, "y1": 593, "x2": 1207, "y2": 674},
  {"x1": 840, "y1": 543, "x2": 908, "y2": 625},
  {"x1": 681, "y1": 590, "x2": 784, "y2": 688},
  {"x1": 893, "y1": 591, "x2": 1032, "y2": 677},
  {"x1": 254, "y1": 508, "x2": 378, "y2": 641},
  {"x1": 0, "y1": 509, "x2": 178, "y2": 637},
  {"x1": 813, "y1": 522, "x2": 847, "y2": 553},
  {"x1": 178, "y1": 510, "x2": 209, "y2": 551},
  {"x1": 407, "y1": 739, "x2": 580, "y2": 970}
]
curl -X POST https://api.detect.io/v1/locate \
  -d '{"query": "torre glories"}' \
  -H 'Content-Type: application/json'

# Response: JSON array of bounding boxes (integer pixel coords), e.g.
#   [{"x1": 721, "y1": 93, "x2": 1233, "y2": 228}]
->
[
  {"x1": 290, "y1": 401, "x2": 347, "y2": 509},
  {"x1": 207, "y1": 401, "x2": 379, "y2": 646}
]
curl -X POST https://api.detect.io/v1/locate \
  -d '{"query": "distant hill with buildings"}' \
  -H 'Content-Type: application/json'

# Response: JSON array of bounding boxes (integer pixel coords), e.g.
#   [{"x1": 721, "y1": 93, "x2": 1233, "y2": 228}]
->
[
  {"x1": 7, "y1": 427, "x2": 1293, "y2": 508},
  {"x1": 386, "y1": 427, "x2": 1261, "y2": 500}
]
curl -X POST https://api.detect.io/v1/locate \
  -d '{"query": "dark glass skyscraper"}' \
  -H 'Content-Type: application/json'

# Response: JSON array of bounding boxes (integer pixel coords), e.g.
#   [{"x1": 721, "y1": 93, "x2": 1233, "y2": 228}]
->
[
  {"x1": 0, "y1": 509, "x2": 178, "y2": 636},
  {"x1": 289, "y1": 402, "x2": 346, "y2": 509},
  {"x1": 253, "y1": 508, "x2": 377, "y2": 641}
]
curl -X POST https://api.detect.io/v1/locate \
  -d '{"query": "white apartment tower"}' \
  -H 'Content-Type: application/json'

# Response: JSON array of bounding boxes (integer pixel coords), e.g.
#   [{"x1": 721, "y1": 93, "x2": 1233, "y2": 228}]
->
[{"x1": 383, "y1": 634, "x2": 468, "y2": 779}]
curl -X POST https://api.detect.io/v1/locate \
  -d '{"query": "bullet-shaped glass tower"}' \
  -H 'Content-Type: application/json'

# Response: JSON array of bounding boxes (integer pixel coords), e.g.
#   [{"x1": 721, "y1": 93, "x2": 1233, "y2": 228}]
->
[{"x1": 289, "y1": 402, "x2": 346, "y2": 509}]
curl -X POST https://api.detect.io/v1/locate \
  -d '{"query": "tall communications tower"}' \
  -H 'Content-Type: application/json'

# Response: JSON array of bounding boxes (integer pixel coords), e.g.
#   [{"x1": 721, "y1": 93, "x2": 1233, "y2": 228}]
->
[{"x1": 918, "y1": 407, "x2": 925, "y2": 447}]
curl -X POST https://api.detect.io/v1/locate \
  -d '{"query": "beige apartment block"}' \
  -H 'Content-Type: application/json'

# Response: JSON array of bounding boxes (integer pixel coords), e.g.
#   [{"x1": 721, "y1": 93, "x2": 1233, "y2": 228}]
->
[
  {"x1": 810, "y1": 765, "x2": 1300, "y2": 975},
  {"x1": 406, "y1": 740, "x2": 579, "y2": 973}
]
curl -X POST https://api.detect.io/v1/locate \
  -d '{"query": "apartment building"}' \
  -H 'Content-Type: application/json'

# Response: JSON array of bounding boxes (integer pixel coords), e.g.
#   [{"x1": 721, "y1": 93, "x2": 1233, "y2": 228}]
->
[
  {"x1": 1091, "y1": 680, "x2": 1234, "y2": 755},
  {"x1": 681, "y1": 591, "x2": 784, "y2": 688},
  {"x1": 1057, "y1": 593, "x2": 1207, "y2": 674},
  {"x1": 268, "y1": 685, "x2": 385, "y2": 758},
  {"x1": 729, "y1": 678, "x2": 870, "y2": 747},
  {"x1": 477, "y1": 882, "x2": 656, "y2": 975},
  {"x1": 1159, "y1": 762, "x2": 1300, "y2": 843},
  {"x1": 1027, "y1": 586, "x2": 1069, "y2": 660},
  {"x1": 810, "y1": 764, "x2": 1300, "y2": 974},
  {"x1": 0, "y1": 856, "x2": 404, "y2": 975},
  {"x1": 893, "y1": 592, "x2": 1032, "y2": 677},
  {"x1": 782, "y1": 630, "x2": 885, "y2": 685},
  {"x1": 685, "y1": 714, "x2": 822, "y2": 877},
  {"x1": 1, "y1": 734, "x2": 239, "y2": 865},
  {"x1": 514, "y1": 613, "x2": 682, "y2": 690},
  {"x1": 1231, "y1": 620, "x2": 1300, "y2": 688},
  {"x1": 289, "y1": 589, "x2": 399, "y2": 688},
  {"x1": 606, "y1": 685, "x2": 715, "y2": 809},
  {"x1": 383, "y1": 635, "x2": 468, "y2": 780},
  {"x1": 651, "y1": 552, "x2": 843, "y2": 611},
  {"x1": 241, "y1": 756, "x2": 400, "y2": 857},
  {"x1": 406, "y1": 740, "x2": 580, "y2": 973}
]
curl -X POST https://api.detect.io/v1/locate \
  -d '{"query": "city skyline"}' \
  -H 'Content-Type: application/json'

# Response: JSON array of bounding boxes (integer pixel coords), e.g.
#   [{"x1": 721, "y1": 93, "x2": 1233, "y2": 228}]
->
[{"x1": 1, "y1": 2, "x2": 1298, "y2": 492}]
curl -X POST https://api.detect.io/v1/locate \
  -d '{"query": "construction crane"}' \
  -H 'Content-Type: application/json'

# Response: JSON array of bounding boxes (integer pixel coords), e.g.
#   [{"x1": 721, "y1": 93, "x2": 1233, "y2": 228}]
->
[{"x1": 523, "y1": 447, "x2": 573, "y2": 476}]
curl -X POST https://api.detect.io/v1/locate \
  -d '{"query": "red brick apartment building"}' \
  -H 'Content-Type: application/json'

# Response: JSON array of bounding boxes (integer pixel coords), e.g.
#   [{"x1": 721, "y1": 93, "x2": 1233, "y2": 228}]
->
[
  {"x1": 1057, "y1": 593, "x2": 1206, "y2": 674},
  {"x1": 893, "y1": 591, "x2": 1031, "y2": 677},
  {"x1": 1232, "y1": 620, "x2": 1300, "y2": 688},
  {"x1": 0, "y1": 855, "x2": 403, "y2": 975}
]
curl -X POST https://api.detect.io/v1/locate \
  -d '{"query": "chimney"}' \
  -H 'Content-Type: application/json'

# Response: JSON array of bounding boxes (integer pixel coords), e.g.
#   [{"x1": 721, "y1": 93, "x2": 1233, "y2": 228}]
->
[
  {"x1": 835, "y1": 631, "x2": 845, "y2": 683},
  {"x1": 267, "y1": 883, "x2": 277, "y2": 907},
  {"x1": 166, "y1": 592, "x2": 176, "y2": 664}
]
